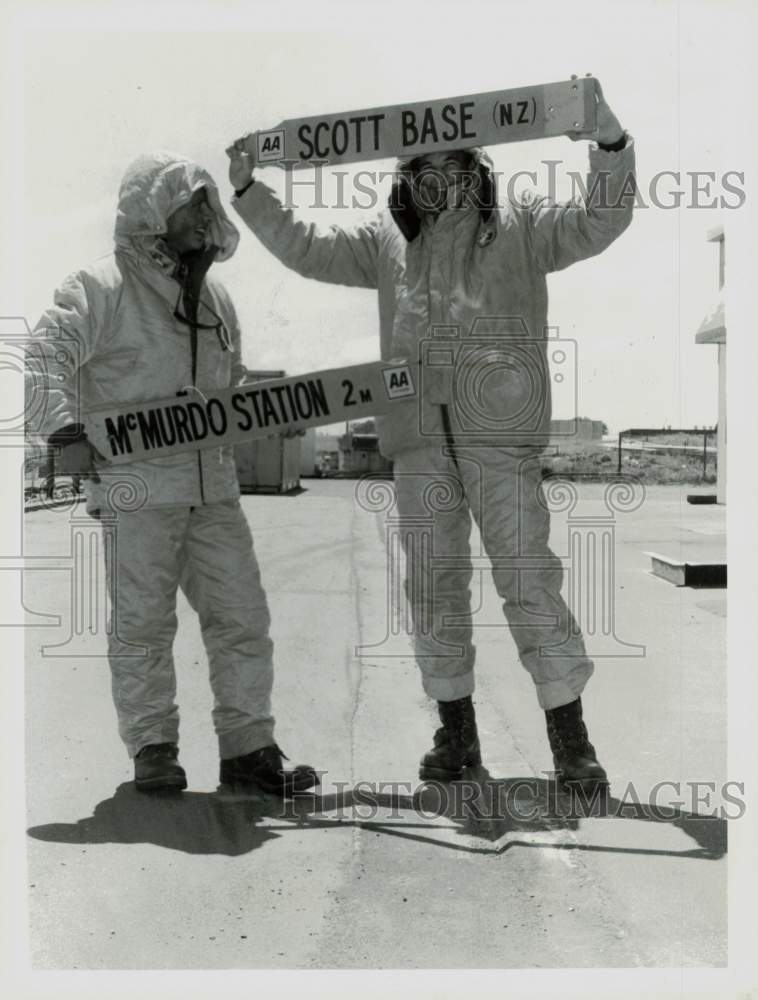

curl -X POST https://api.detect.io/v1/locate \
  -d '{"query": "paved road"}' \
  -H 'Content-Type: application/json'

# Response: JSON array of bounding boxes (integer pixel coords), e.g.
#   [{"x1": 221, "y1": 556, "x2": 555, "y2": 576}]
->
[{"x1": 23, "y1": 481, "x2": 728, "y2": 969}]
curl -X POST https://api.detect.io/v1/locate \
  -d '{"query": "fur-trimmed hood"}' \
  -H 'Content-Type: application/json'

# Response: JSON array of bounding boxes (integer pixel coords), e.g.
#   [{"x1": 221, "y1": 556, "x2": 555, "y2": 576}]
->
[{"x1": 388, "y1": 146, "x2": 498, "y2": 242}]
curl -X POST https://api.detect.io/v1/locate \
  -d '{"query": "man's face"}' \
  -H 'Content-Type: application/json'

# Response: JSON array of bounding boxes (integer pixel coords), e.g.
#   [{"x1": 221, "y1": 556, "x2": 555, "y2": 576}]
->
[
  {"x1": 163, "y1": 187, "x2": 214, "y2": 254},
  {"x1": 410, "y1": 150, "x2": 475, "y2": 215}
]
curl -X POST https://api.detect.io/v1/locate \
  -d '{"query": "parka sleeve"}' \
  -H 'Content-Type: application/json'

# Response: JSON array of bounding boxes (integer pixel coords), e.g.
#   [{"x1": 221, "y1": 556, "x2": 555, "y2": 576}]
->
[
  {"x1": 526, "y1": 138, "x2": 636, "y2": 273},
  {"x1": 232, "y1": 178, "x2": 379, "y2": 289},
  {"x1": 226, "y1": 294, "x2": 248, "y2": 387},
  {"x1": 26, "y1": 271, "x2": 102, "y2": 439}
]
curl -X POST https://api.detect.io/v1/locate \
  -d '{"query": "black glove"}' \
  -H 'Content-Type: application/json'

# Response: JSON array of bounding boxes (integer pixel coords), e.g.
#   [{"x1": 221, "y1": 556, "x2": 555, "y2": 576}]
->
[{"x1": 48, "y1": 424, "x2": 105, "y2": 482}]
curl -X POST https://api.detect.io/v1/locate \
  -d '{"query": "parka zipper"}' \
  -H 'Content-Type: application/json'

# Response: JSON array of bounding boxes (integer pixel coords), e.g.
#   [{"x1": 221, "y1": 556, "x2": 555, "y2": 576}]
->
[
  {"x1": 179, "y1": 259, "x2": 206, "y2": 506},
  {"x1": 190, "y1": 321, "x2": 206, "y2": 504},
  {"x1": 178, "y1": 246, "x2": 227, "y2": 506}
]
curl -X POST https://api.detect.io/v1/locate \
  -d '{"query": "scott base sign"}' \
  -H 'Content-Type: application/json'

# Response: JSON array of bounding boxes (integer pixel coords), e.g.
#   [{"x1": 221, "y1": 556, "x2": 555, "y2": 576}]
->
[{"x1": 250, "y1": 77, "x2": 596, "y2": 168}]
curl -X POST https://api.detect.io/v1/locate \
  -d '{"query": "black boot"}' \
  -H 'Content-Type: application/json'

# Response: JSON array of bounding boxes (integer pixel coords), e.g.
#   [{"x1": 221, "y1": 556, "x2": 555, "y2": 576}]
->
[
  {"x1": 134, "y1": 742, "x2": 187, "y2": 792},
  {"x1": 219, "y1": 744, "x2": 319, "y2": 797},
  {"x1": 419, "y1": 696, "x2": 481, "y2": 781},
  {"x1": 545, "y1": 698, "x2": 608, "y2": 792}
]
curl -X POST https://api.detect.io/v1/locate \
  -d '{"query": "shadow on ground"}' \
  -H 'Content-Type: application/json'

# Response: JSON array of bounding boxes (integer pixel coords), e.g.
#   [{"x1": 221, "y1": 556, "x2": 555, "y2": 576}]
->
[
  {"x1": 239, "y1": 486, "x2": 308, "y2": 498},
  {"x1": 27, "y1": 773, "x2": 726, "y2": 860}
]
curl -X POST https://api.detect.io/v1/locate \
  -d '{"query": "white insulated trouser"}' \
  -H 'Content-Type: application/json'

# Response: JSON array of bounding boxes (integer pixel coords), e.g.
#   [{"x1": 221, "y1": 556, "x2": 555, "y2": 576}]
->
[
  {"x1": 103, "y1": 500, "x2": 275, "y2": 758},
  {"x1": 392, "y1": 445, "x2": 594, "y2": 710}
]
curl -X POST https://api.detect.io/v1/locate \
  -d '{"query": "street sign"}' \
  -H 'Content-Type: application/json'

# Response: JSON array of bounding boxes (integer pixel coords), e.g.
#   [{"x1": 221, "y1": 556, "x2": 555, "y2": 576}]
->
[
  {"x1": 247, "y1": 77, "x2": 596, "y2": 168},
  {"x1": 84, "y1": 360, "x2": 417, "y2": 466}
]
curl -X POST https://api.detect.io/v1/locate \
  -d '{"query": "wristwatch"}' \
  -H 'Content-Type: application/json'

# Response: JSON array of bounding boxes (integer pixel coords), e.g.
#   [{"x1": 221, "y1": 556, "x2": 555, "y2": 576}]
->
[
  {"x1": 234, "y1": 178, "x2": 255, "y2": 198},
  {"x1": 597, "y1": 132, "x2": 627, "y2": 152},
  {"x1": 48, "y1": 423, "x2": 87, "y2": 447}
]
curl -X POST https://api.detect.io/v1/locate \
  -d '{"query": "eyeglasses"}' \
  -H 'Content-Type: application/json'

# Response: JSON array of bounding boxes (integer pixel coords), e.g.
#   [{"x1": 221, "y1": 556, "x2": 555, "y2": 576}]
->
[{"x1": 173, "y1": 285, "x2": 232, "y2": 352}]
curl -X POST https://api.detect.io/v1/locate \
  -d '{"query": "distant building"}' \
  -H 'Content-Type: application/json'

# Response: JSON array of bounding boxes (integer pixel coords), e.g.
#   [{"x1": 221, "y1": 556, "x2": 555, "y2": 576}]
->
[
  {"x1": 23, "y1": 438, "x2": 50, "y2": 496},
  {"x1": 549, "y1": 418, "x2": 605, "y2": 442},
  {"x1": 336, "y1": 419, "x2": 606, "y2": 475},
  {"x1": 695, "y1": 226, "x2": 726, "y2": 503},
  {"x1": 312, "y1": 432, "x2": 340, "y2": 476},
  {"x1": 317, "y1": 450, "x2": 340, "y2": 476},
  {"x1": 338, "y1": 432, "x2": 392, "y2": 476},
  {"x1": 233, "y1": 368, "x2": 300, "y2": 493},
  {"x1": 235, "y1": 436, "x2": 301, "y2": 493},
  {"x1": 299, "y1": 427, "x2": 318, "y2": 477}
]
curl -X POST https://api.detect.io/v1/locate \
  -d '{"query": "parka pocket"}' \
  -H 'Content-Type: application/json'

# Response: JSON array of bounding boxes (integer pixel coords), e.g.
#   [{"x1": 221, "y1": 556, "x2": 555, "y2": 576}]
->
[
  {"x1": 86, "y1": 348, "x2": 142, "y2": 400},
  {"x1": 195, "y1": 328, "x2": 232, "y2": 388}
]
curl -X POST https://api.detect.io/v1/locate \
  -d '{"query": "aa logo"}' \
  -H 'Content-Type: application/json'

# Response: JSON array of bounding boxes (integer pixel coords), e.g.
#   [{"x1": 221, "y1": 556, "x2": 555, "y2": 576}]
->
[
  {"x1": 257, "y1": 130, "x2": 285, "y2": 162},
  {"x1": 382, "y1": 364, "x2": 416, "y2": 400}
]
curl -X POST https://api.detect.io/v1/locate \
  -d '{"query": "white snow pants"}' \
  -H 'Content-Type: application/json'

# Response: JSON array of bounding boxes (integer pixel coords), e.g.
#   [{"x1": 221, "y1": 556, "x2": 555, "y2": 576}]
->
[
  {"x1": 103, "y1": 500, "x2": 275, "y2": 758},
  {"x1": 392, "y1": 445, "x2": 594, "y2": 710}
]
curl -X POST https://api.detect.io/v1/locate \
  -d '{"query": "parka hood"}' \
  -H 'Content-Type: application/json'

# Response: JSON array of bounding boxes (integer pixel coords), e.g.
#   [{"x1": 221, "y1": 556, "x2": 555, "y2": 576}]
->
[
  {"x1": 389, "y1": 146, "x2": 497, "y2": 242},
  {"x1": 114, "y1": 151, "x2": 240, "y2": 264}
]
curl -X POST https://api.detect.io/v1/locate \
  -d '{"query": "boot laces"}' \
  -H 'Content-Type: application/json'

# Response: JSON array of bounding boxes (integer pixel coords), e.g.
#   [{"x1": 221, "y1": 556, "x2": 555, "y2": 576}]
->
[
  {"x1": 547, "y1": 715, "x2": 594, "y2": 757},
  {"x1": 432, "y1": 726, "x2": 451, "y2": 747},
  {"x1": 137, "y1": 742, "x2": 178, "y2": 760},
  {"x1": 247, "y1": 743, "x2": 293, "y2": 771}
]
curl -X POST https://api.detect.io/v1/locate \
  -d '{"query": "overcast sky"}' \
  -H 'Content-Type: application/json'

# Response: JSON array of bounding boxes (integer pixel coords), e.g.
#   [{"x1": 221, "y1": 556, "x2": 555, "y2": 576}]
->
[{"x1": 3, "y1": 0, "x2": 744, "y2": 434}]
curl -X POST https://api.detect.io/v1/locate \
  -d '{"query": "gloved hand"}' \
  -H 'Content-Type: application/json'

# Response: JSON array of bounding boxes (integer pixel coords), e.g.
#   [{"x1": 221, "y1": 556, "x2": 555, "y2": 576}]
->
[
  {"x1": 226, "y1": 135, "x2": 256, "y2": 192},
  {"x1": 48, "y1": 425, "x2": 106, "y2": 482},
  {"x1": 566, "y1": 75, "x2": 625, "y2": 146}
]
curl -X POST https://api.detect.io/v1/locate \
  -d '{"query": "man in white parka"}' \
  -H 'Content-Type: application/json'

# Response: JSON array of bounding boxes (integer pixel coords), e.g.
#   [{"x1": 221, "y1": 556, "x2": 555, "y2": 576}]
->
[
  {"x1": 227, "y1": 78, "x2": 635, "y2": 793},
  {"x1": 28, "y1": 152, "x2": 318, "y2": 796}
]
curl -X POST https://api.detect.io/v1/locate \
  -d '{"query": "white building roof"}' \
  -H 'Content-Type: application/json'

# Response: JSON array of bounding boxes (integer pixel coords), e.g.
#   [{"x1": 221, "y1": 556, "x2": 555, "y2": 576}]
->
[{"x1": 695, "y1": 299, "x2": 726, "y2": 344}]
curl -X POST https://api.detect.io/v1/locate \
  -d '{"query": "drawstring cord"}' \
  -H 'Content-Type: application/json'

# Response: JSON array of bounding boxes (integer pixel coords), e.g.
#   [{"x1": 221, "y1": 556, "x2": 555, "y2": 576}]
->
[
  {"x1": 176, "y1": 386, "x2": 224, "y2": 463},
  {"x1": 179, "y1": 385, "x2": 209, "y2": 403}
]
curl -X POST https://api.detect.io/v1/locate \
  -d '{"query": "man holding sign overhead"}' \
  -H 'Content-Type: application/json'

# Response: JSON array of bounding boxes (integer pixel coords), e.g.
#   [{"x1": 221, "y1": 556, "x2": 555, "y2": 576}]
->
[{"x1": 228, "y1": 76, "x2": 634, "y2": 794}]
